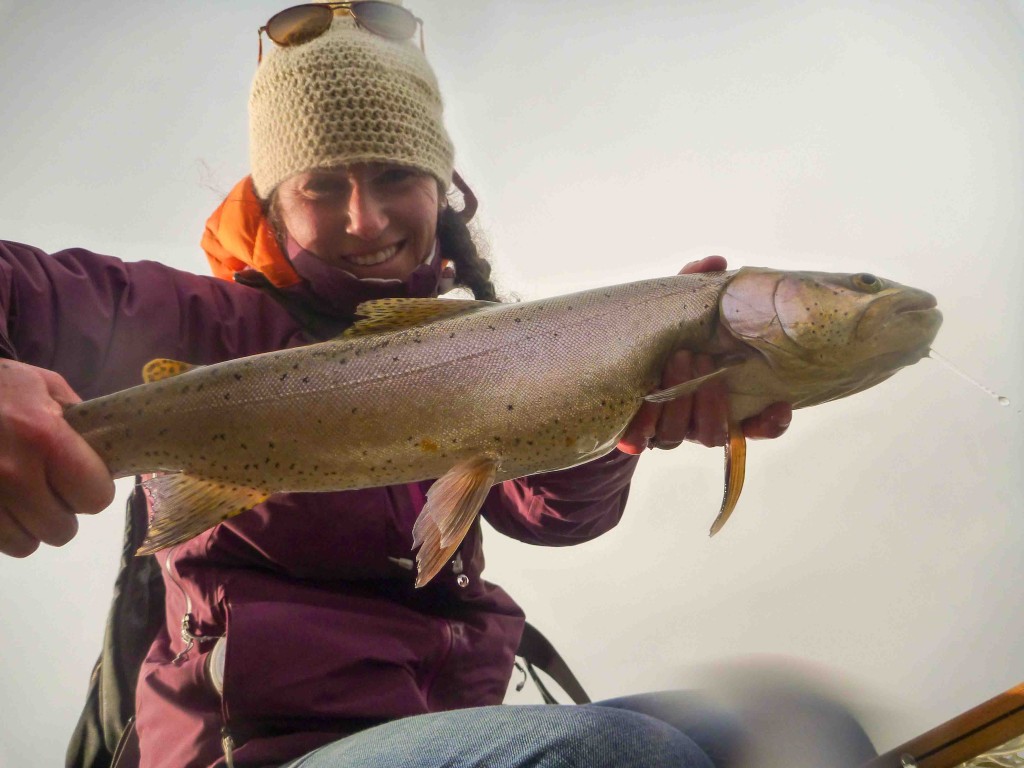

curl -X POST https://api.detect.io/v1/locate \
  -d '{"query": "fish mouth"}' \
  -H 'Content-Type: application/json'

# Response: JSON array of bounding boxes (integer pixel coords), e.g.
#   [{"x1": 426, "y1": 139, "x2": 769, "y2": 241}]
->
[
  {"x1": 894, "y1": 291, "x2": 938, "y2": 314},
  {"x1": 338, "y1": 241, "x2": 404, "y2": 267}
]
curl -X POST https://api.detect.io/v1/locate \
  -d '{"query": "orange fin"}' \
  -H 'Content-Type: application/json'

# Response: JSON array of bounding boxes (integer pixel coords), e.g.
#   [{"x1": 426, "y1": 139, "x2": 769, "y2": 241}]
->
[
  {"x1": 136, "y1": 473, "x2": 269, "y2": 554},
  {"x1": 344, "y1": 297, "x2": 496, "y2": 337},
  {"x1": 644, "y1": 366, "x2": 731, "y2": 403},
  {"x1": 412, "y1": 455, "x2": 499, "y2": 588},
  {"x1": 708, "y1": 421, "x2": 747, "y2": 536},
  {"x1": 143, "y1": 358, "x2": 201, "y2": 383}
]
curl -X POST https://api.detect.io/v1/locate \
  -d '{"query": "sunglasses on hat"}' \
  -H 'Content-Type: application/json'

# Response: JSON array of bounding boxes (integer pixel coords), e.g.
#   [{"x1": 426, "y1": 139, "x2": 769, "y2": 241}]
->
[{"x1": 258, "y1": 2, "x2": 424, "y2": 62}]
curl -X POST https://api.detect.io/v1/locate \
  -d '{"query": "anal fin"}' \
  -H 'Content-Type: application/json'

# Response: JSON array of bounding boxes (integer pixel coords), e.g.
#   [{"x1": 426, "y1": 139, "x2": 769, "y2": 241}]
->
[
  {"x1": 412, "y1": 455, "x2": 499, "y2": 588},
  {"x1": 136, "y1": 473, "x2": 269, "y2": 554},
  {"x1": 708, "y1": 421, "x2": 747, "y2": 536}
]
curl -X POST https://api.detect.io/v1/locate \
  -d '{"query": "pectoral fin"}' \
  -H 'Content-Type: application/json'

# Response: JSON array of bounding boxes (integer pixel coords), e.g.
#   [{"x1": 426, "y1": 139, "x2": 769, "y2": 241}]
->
[
  {"x1": 136, "y1": 473, "x2": 270, "y2": 555},
  {"x1": 708, "y1": 421, "x2": 747, "y2": 536},
  {"x1": 644, "y1": 366, "x2": 731, "y2": 403},
  {"x1": 412, "y1": 455, "x2": 499, "y2": 588}
]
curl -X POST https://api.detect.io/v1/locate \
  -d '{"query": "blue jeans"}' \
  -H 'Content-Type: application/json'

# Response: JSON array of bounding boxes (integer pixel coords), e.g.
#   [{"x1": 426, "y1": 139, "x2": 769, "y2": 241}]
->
[{"x1": 279, "y1": 689, "x2": 876, "y2": 767}]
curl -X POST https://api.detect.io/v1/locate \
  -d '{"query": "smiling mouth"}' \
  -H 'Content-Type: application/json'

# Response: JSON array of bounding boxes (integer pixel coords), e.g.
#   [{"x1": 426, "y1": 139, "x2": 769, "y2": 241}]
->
[{"x1": 340, "y1": 242, "x2": 402, "y2": 267}]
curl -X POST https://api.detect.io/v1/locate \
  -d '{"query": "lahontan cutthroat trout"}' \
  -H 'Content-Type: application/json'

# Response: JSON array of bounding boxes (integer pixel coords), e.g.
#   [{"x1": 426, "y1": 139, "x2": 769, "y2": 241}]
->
[{"x1": 64, "y1": 268, "x2": 941, "y2": 586}]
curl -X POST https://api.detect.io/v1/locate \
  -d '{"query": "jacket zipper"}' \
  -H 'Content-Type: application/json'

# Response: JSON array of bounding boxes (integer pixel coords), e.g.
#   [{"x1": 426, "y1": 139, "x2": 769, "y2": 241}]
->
[
  {"x1": 220, "y1": 726, "x2": 236, "y2": 768},
  {"x1": 163, "y1": 544, "x2": 204, "y2": 665},
  {"x1": 164, "y1": 544, "x2": 237, "y2": 764},
  {"x1": 422, "y1": 617, "x2": 455, "y2": 707}
]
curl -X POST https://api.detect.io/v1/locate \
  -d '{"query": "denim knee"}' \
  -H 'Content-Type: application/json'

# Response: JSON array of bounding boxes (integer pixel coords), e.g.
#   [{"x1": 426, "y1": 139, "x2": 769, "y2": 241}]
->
[{"x1": 489, "y1": 704, "x2": 716, "y2": 768}]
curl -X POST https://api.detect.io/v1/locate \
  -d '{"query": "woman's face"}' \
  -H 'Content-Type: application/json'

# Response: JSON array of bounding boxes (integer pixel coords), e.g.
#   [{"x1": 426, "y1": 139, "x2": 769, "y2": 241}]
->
[{"x1": 274, "y1": 163, "x2": 440, "y2": 281}]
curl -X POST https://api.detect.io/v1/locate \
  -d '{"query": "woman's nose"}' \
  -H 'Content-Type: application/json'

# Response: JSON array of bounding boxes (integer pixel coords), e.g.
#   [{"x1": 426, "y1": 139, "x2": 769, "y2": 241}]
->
[{"x1": 346, "y1": 181, "x2": 388, "y2": 240}]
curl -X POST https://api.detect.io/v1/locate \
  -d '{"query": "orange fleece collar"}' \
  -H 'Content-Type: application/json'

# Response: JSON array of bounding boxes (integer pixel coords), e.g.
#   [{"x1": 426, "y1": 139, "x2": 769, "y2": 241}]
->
[{"x1": 201, "y1": 176, "x2": 302, "y2": 288}]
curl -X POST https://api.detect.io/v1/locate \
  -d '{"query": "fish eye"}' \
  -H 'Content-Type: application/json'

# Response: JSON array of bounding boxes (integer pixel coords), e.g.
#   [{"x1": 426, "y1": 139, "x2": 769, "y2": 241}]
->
[{"x1": 851, "y1": 273, "x2": 884, "y2": 293}]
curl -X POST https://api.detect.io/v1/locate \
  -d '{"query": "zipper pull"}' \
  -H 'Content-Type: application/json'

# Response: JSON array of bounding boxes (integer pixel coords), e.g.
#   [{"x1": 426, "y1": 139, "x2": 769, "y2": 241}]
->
[
  {"x1": 172, "y1": 613, "x2": 196, "y2": 666},
  {"x1": 452, "y1": 553, "x2": 469, "y2": 587},
  {"x1": 221, "y1": 726, "x2": 236, "y2": 768}
]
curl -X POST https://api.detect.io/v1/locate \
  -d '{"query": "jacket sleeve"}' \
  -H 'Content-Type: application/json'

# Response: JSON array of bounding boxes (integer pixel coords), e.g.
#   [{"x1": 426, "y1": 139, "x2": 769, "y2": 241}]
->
[
  {"x1": 0, "y1": 240, "x2": 302, "y2": 398},
  {"x1": 480, "y1": 449, "x2": 640, "y2": 546}
]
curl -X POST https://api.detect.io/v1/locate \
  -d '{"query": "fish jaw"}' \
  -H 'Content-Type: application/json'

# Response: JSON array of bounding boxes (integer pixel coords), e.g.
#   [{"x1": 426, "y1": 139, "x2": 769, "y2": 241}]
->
[{"x1": 717, "y1": 268, "x2": 942, "y2": 416}]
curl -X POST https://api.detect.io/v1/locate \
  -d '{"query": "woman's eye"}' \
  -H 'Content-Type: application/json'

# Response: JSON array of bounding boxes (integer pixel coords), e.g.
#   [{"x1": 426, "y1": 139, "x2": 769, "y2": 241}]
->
[
  {"x1": 376, "y1": 168, "x2": 417, "y2": 186},
  {"x1": 303, "y1": 178, "x2": 348, "y2": 198}
]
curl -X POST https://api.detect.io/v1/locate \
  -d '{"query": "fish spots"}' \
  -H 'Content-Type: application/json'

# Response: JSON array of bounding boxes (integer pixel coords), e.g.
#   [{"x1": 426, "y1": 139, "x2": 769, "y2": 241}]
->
[
  {"x1": 419, "y1": 438, "x2": 440, "y2": 453},
  {"x1": 234, "y1": 373, "x2": 243, "y2": 381},
  {"x1": 506, "y1": 404, "x2": 514, "y2": 411}
]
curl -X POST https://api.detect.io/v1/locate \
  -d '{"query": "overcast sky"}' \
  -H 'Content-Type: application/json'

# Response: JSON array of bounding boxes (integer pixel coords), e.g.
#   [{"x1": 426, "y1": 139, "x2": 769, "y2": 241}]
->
[{"x1": 1, "y1": 1, "x2": 1022, "y2": 764}]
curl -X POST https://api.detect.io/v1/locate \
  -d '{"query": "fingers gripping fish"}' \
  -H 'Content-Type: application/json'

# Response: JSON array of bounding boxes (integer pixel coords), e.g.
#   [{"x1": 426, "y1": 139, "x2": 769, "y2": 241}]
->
[{"x1": 63, "y1": 268, "x2": 941, "y2": 587}]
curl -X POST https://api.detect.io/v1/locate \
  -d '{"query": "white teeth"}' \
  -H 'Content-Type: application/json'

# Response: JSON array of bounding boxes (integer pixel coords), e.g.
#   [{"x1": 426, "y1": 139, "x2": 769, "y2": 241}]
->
[{"x1": 344, "y1": 244, "x2": 399, "y2": 266}]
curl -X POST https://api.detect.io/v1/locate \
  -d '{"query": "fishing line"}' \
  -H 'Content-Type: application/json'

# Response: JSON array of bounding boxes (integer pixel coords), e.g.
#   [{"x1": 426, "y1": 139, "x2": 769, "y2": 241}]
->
[{"x1": 928, "y1": 348, "x2": 1010, "y2": 406}]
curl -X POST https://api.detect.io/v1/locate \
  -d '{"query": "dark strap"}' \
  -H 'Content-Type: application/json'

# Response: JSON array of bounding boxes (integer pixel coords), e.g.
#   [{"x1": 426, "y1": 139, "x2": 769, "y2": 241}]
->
[
  {"x1": 109, "y1": 718, "x2": 139, "y2": 768},
  {"x1": 232, "y1": 269, "x2": 352, "y2": 341},
  {"x1": 515, "y1": 622, "x2": 591, "y2": 705},
  {"x1": 66, "y1": 485, "x2": 164, "y2": 768}
]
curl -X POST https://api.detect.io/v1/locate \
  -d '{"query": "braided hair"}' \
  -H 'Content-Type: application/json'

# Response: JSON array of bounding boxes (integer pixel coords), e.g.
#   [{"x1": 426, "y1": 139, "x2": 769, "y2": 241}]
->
[{"x1": 436, "y1": 206, "x2": 497, "y2": 301}]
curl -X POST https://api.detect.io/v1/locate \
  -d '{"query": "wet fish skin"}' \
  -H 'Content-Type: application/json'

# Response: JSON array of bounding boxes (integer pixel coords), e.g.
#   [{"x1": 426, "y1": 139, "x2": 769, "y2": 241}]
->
[
  {"x1": 62, "y1": 268, "x2": 941, "y2": 584},
  {"x1": 65, "y1": 272, "x2": 731, "y2": 489}
]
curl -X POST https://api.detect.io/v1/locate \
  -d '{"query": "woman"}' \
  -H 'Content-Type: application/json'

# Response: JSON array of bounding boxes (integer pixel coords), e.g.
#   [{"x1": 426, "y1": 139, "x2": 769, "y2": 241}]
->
[{"x1": 0, "y1": 4, "x2": 818, "y2": 767}]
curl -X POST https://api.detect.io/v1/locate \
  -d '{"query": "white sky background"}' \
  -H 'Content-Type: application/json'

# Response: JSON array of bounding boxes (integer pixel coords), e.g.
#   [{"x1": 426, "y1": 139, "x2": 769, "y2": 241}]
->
[{"x1": 0, "y1": 0, "x2": 1021, "y2": 764}]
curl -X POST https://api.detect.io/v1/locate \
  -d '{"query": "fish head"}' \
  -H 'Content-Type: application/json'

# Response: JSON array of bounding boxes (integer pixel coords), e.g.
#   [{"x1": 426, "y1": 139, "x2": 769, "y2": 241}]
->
[{"x1": 719, "y1": 267, "x2": 942, "y2": 409}]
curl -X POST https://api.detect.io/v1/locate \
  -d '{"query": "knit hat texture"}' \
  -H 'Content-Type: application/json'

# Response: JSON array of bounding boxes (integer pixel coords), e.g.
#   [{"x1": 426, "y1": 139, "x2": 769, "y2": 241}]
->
[{"x1": 249, "y1": 5, "x2": 454, "y2": 199}]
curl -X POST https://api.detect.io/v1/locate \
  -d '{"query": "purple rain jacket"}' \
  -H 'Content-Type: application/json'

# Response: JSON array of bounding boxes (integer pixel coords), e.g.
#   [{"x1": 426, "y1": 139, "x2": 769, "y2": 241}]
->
[{"x1": 0, "y1": 240, "x2": 640, "y2": 768}]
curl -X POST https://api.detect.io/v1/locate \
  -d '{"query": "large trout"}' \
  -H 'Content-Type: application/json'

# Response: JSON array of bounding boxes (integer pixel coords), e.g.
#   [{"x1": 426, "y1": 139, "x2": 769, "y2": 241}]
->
[{"x1": 64, "y1": 268, "x2": 941, "y2": 586}]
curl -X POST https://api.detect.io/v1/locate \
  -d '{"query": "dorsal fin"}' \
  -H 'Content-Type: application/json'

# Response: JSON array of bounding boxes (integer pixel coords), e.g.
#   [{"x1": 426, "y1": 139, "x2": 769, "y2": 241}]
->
[
  {"x1": 143, "y1": 358, "x2": 201, "y2": 383},
  {"x1": 344, "y1": 298, "x2": 496, "y2": 337}
]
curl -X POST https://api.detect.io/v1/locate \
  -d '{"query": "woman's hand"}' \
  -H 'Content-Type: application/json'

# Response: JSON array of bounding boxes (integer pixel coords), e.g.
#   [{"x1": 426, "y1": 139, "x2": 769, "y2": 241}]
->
[
  {"x1": 617, "y1": 256, "x2": 793, "y2": 454},
  {"x1": 0, "y1": 361, "x2": 114, "y2": 557}
]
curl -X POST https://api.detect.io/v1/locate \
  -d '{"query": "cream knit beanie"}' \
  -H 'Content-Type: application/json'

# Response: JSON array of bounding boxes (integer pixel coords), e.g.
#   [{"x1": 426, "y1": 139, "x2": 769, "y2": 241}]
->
[{"x1": 249, "y1": 2, "x2": 454, "y2": 199}]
